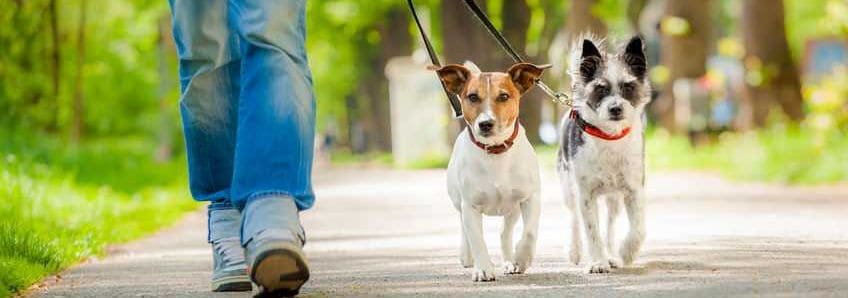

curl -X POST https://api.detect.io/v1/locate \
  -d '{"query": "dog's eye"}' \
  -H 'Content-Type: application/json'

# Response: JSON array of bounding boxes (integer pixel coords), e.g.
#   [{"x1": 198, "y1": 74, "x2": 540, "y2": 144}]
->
[
  {"x1": 596, "y1": 86, "x2": 610, "y2": 97},
  {"x1": 496, "y1": 93, "x2": 509, "y2": 102},
  {"x1": 621, "y1": 83, "x2": 635, "y2": 94},
  {"x1": 467, "y1": 93, "x2": 481, "y2": 103}
]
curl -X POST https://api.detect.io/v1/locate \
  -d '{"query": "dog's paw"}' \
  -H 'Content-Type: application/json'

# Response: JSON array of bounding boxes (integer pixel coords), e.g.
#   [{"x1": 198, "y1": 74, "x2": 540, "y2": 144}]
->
[
  {"x1": 461, "y1": 259, "x2": 473, "y2": 268},
  {"x1": 471, "y1": 266, "x2": 497, "y2": 282},
  {"x1": 569, "y1": 248, "x2": 581, "y2": 265},
  {"x1": 513, "y1": 242, "x2": 534, "y2": 272},
  {"x1": 619, "y1": 243, "x2": 640, "y2": 265},
  {"x1": 503, "y1": 262, "x2": 526, "y2": 275},
  {"x1": 588, "y1": 262, "x2": 611, "y2": 274},
  {"x1": 460, "y1": 245, "x2": 473, "y2": 268},
  {"x1": 460, "y1": 255, "x2": 473, "y2": 268},
  {"x1": 608, "y1": 257, "x2": 622, "y2": 269}
]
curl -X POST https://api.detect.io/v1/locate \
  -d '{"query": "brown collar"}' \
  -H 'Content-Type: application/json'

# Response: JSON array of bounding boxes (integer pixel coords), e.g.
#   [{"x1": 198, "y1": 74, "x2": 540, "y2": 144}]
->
[{"x1": 467, "y1": 121, "x2": 521, "y2": 154}]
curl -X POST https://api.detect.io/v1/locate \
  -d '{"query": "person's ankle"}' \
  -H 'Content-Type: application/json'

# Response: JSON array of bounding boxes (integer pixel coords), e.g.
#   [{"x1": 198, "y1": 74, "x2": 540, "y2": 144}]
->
[
  {"x1": 241, "y1": 195, "x2": 304, "y2": 247},
  {"x1": 209, "y1": 207, "x2": 241, "y2": 243}
]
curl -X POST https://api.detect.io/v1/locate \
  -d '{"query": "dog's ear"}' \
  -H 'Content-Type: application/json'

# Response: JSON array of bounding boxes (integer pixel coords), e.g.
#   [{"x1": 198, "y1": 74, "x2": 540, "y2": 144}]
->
[
  {"x1": 579, "y1": 39, "x2": 604, "y2": 83},
  {"x1": 622, "y1": 35, "x2": 647, "y2": 80},
  {"x1": 463, "y1": 61, "x2": 482, "y2": 74},
  {"x1": 432, "y1": 64, "x2": 471, "y2": 95},
  {"x1": 507, "y1": 63, "x2": 551, "y2": 94}
]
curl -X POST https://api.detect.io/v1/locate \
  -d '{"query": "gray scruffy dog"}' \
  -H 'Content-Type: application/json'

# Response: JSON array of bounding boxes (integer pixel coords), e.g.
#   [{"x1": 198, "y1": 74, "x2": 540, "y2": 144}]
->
[{"x1": 557, "y1": 35, "x2": 650, "y2": 274}]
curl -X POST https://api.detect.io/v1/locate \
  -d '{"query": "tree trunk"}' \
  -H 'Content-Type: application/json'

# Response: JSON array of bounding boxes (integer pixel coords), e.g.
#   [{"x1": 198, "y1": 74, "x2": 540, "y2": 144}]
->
[
  {"x1": 655, "y1": 0, "x2": 711, "y2": 133},
  {"x1": 532, "y1": 0, "x2": 567, "y2": 129},
  {"x1": 551, "y1": 0, "x2": 608, "y2": 102},
  {"x1": 627, "y1": 0, "x2": 648, "y2": 30},
  {"x1": 741, "y1": 0, "x2": 804, "y2": 128},
  {"x1": 566, "y1": 0, "x2": 608, "y2": 40},
  {"x1": 441, "y1": 0, "x2": 498, "y2": 69},
  {"x1": 355, "y1": 6, "x2": 412, "y2": 152},
  {"x1": 375, "y1": 7, "x2": 411, "y2": 151},
  {"x1": 71, "y1": 0, "x2": 86, "y2": 142},
  {"x1": 441, "y1": 0, "x2": 498, "y2": 142},
  {"x1": 48, "y1": 0, "x2": 60, "y2": 130},
  {"x1": 501, "y1": 0, "x2": 542, "y2": 144}
]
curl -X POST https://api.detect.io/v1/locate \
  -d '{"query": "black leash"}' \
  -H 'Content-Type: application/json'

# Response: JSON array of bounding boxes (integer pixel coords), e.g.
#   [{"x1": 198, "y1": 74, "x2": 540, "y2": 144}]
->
[
  {"x1": 463, "y1": 0, "x2": 641, "y2": 186},
  {"x1": 407, "y1": 0, "x2": 464, "y2": 118},
  {"x1": 407, "y1": 0, "x2": 572, "y2": 119},
  {"x1": 461, "y1": 0, "x2": 571, "y2": 107}
]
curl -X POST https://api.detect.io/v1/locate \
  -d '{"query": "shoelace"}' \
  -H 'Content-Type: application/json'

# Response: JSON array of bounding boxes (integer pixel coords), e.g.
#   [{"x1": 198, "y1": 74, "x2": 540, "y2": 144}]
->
[{"x1": 213, "y1": 237, "x2": 245, "y2": 266}]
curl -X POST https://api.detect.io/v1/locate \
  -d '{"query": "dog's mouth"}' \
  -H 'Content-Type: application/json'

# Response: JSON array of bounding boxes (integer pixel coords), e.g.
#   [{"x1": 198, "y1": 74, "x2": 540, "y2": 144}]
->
[
  {"x1": 478, "y1": 130, "x2": 494, "y2": 138},
  {"x1": 609, "y1": 115, "x2": 624, "y2": 121}
]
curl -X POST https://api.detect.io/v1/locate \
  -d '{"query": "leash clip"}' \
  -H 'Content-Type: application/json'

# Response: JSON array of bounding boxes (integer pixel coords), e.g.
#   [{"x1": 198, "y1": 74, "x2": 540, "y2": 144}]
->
[
  {"x1": 552, "y1": 92, "x2": 572, "y2": 107},
  {"x1": 536, "y1": 81, "x2": 572, "y2": 107}
]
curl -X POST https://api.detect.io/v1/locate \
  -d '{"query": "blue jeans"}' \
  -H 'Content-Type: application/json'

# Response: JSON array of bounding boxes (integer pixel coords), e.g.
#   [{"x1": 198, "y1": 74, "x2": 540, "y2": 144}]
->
[{"x1": 169, "y1": 0, "x2": 315, "y2": 211}]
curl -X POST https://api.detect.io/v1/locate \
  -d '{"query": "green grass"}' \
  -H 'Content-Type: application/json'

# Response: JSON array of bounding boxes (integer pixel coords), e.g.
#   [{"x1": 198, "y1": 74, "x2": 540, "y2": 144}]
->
[
  {"x1": 538, "y1": 125, "x2": 848, "y2": 185},
  {"x1": 0, "y1": 132, "x2": 198, "y2": 296},
  {"x1": 646, "y1": 126, "x2": 848, "y2": 184},
  {"x1": 329, "y1": 150, "x2": 394, "y2": 166}
]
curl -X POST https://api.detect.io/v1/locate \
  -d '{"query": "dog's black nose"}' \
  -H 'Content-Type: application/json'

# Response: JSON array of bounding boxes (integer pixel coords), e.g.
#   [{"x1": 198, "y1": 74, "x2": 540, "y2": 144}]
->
[
  {"x1": 478, "y1": 120, "x2": 494, "y2": 133},
  {"x1": 609, "y1": 106, "x2": 623, "y2": 117}
]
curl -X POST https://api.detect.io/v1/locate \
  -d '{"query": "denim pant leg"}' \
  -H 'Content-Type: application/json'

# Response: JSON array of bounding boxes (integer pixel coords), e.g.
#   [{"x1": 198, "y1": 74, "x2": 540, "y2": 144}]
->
[
  {"x1": 169, "y1": 0, "x2": 241, "y2": 211},
  {"x1": 228, "y1": 0, "x2": 316, "y2": 211}
]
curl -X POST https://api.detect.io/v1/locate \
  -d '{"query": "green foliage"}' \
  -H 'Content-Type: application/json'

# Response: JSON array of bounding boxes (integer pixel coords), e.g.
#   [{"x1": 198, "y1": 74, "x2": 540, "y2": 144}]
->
[
  {"x1": 593, "y1": 0, "x2": 630, "y2": 35},
  {"x1": 0, "y1": 0, "x2": 177, "y2": 138},
  {"x1": 0, "y1": 0, "x2": 56, "y2": 131},
  {"x1": 537, "y1": 126, "x2": 848, "y2": 185},
  {"x1": 0, "y1": 132, "x2": 197, "y2": 295},
  {"x1": 714, "y1": 0, "x2": 841, "y2": 61},
  {"x1": 406, "y1": 154, "x2": 449, "y2": 169},
  {"x1": 647, "y1": 127, "x2": 848, "y2": 184},
  {"x1": 785, "y1": 0, "x2": 846, "y2": 60},
  {"x1": 329, "y1": 150, "x2": 394, "y2": 167},
  {"x1": 306, "y1": 0, "x2": 407, "y2": 134},
  {"x1": 804, "y1": 66, "x2": 848, "y2": 136}
]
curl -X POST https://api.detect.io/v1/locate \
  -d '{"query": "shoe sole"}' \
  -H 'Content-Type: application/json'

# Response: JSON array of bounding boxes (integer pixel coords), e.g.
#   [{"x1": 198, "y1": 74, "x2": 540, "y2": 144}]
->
[
  {"x1": 251, "y1": 242, "x2": 310, "y2": 297},
  {"x1": 211, "y1": 275, "x2": 252, "y2": 292}
]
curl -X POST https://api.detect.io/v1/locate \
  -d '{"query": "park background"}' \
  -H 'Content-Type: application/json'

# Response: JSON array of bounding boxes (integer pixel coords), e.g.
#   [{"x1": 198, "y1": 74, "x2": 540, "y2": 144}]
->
[{"x1": 1, "y1": 0, "x2": 847, "y2": 296}]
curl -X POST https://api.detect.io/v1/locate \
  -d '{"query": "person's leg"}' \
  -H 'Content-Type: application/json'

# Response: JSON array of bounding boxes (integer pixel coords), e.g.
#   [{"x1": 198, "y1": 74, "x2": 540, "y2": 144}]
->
[
  {"x1": 228, "y1": 0, "x2": 314, "y2": 295},
  {"x1": 168, "y1": 0, "x2": 250, "y2": 292}
]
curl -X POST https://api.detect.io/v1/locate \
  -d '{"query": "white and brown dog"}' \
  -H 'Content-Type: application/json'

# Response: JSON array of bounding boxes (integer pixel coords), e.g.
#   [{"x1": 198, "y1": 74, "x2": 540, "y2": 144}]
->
[
  {"x1": 433, "y1": 61, "x2": 550, "y2": 282},
  {"x1": 557, "y1": 35, "x2": 650, "y2": 274}
]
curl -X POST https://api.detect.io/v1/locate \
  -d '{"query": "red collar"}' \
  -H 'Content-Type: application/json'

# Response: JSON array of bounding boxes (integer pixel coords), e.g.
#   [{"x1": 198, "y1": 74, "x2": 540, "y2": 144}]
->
[
  {"x1": 467, "y1": 121, "x2": 520, "y2": 154},
  {"x1": 570, "y1": 110, "x2": 631, "y2": 141}
]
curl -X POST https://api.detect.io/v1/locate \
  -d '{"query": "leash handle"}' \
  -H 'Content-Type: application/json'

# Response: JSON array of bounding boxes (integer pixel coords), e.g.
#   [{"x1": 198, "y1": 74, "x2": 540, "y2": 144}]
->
[
  {"x1": 461, "y1": 0, "x2": 571, "y2": 107},
  {"x1": 407, "y1": 0, "x2": 464, "y2": 119}
]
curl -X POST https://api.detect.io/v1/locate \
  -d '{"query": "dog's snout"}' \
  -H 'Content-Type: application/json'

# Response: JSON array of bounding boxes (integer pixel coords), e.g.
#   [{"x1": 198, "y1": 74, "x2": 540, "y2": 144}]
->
[
  {"x1": 609, "y1": 106, "x2": 623, "y2": 118},
  {"x1": 478, "y1": 120, "x2": 494, "y2": 133}
]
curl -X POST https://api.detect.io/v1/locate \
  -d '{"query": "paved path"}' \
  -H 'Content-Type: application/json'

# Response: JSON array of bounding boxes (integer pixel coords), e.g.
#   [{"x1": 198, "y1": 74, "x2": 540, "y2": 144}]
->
[{"x1": 30, "y1": 168, "x2": 848, "y2": 297}]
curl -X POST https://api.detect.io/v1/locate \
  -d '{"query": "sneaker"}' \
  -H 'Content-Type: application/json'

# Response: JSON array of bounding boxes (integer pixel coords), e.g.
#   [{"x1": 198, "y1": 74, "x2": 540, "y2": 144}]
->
[
  {"x1": 247, "y1": 237, "x2": 310, "y2": 297},
  {"x1": 242, "y1": 196, "x2": 310, "y2": 297},
  {"x1": 209, "y1": 209, "x2": 251, "y2": 292}
]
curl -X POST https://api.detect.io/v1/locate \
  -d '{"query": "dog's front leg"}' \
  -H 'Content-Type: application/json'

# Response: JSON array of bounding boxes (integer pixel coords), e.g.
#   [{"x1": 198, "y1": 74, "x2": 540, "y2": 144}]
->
[
  {"x1": 459, "y1": 215, "x2": 473, "y2": 268},
  {"x1": 606, "y1": 196, "x2": 623, "y2": 268},
  {"x1": 620, "y1": 188, "x2": 646, "y2": 265},
  {"x1": 512, "y1": 193, "x2": 540, "y2": 274},
  {"x1": 579, "y1": 190, "x2": 610, "y2": 273},
  {"x1": 461, "y1": 202, "x2": 496, "y2": 281},
  {"x1": 500, "y1": 212, "x2": 518, "y2": 273}
]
